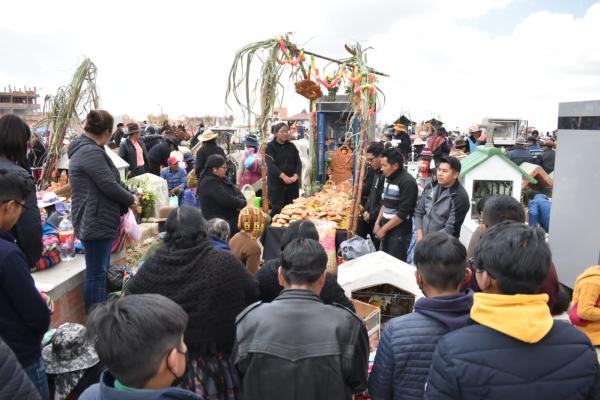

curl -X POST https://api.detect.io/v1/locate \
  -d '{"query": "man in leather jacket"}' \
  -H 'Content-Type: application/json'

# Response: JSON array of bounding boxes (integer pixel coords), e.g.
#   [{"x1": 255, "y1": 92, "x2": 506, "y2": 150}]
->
[{"x1": 232, "y1": 238, "x2": 369, "y2": 400}]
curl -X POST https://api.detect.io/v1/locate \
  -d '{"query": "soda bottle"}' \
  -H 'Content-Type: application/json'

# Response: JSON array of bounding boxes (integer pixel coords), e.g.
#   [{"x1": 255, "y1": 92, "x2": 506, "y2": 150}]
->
[{"x1": 57, "y1": 215, "x2": 76, "y2": 261}]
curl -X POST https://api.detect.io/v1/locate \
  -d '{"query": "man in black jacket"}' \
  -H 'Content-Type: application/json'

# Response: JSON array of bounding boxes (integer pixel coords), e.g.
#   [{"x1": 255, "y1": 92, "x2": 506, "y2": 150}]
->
[
  {"x1": 360, "y1": 142, "x2": 385, "y2": 248},
  {"x1": 118, "y1": 123, "x2": 150, "y2": 177},
  {"x1": 147, "y1": 138, "x2": 178, "y2": 176},
  {"x1": 374, "y1": 147, "x2": 418, "y2": 261},
  {"x1": 425, "y1": 222, "x2": 600, "y2": 400},
  {"x1": 265, "y1": 122, "x2": 302, "y2": 217},
  {"x1": 233, "y1": 238, "x2": 368, "y2": 400},
  {"x1": 415, "y1": 156, "x2": 469, "y2": 242}
]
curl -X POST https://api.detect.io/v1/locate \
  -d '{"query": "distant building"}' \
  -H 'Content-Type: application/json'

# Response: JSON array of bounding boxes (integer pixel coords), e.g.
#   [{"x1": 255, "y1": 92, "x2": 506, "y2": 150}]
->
[
  {"x1": 273, "y1": 107, "x2": 288, "y2": 120},
  {"x1": 0, "y1": 86, "x2": 42, "y2": 124}
]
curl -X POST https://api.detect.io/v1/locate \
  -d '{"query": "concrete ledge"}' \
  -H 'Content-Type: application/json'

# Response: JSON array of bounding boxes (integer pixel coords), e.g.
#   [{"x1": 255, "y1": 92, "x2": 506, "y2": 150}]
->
[{"x1": 31, "y1": 223, "x2": 157, "y2": 327}]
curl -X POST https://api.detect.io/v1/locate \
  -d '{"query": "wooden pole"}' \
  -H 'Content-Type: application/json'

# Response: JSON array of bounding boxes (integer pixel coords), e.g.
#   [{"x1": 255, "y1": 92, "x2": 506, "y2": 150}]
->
[
  {"x1": 286, "y1": 42, "x2": 390, "y2": 77},
  {"x1": 348, "y1": 123, "x2": 368, "y2": 237}
]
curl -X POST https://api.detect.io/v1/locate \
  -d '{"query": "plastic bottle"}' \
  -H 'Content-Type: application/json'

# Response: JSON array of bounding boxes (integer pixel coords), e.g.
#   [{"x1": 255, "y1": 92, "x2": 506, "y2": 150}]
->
[{"x1": 57, "y1": 215, "x2": 76, "y2": 261}]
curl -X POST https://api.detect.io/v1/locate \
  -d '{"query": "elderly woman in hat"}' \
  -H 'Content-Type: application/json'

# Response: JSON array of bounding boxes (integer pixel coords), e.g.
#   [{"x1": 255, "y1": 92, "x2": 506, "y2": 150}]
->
[
  {"x1": 118, "y1": 122, "x2": 150, "y2": 177},
  {"x1": 229, "y1": 206, "x2": 266, "y2": 274},
  {"x1": 239, "y1": 134, "x2": 261, "y2": 187},
  {"x1": 194, "y1": 130, "x2": 226, "y2": 175}
]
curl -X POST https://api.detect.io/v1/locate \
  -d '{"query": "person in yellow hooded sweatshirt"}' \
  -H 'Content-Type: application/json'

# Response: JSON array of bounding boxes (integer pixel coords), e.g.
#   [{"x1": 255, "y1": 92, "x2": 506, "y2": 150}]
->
[
  {"x1": 571, "y1": 265, "x2": 600, "y2": 361},
  {"x1": 424, "y1": 221, "x2": 600, "y2": 400}
]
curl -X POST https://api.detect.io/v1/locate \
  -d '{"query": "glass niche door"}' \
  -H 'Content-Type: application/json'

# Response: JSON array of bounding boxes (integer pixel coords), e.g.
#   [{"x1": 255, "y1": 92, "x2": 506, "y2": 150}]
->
[{"x1": 471, "y1": 180, "x2": 513, "y2": 219}]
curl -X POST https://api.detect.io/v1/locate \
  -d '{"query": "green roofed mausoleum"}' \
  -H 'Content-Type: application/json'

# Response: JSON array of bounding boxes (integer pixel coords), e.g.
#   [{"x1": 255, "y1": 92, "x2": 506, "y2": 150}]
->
[{"x1": 457, "y1": 146, "x2": 537, "y2": 248}]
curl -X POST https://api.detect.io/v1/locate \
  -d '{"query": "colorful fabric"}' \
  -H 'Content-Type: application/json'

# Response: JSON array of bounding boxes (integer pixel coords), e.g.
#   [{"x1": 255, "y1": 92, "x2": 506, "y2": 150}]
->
[
  {"x1": 181, "y1": 352, "x2": 239, "y2": 400},
  {"x1": 237, "y1": 206, "x2": 267, "y2": 240}
]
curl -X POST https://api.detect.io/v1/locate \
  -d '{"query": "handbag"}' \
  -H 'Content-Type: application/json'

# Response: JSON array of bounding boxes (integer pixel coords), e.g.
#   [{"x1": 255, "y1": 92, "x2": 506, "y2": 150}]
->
[{"x1": 338, "y1": 235, "x2": 376, "y2": 261}]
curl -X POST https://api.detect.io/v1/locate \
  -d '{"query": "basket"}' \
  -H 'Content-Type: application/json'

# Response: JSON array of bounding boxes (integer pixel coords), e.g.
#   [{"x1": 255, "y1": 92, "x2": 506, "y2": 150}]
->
[
  {"x1": 241, "y1": 184, "x2": 256, "y2": 206},
  {"x1": 295, "y1": 79, "x2": 323, "y2": 101}
]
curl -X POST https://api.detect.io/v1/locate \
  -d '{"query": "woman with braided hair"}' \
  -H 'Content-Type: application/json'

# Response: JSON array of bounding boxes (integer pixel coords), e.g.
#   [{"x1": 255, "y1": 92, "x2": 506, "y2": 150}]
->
[{"x1": 229, "y1": 206, "x2": 267, "y2": 274}]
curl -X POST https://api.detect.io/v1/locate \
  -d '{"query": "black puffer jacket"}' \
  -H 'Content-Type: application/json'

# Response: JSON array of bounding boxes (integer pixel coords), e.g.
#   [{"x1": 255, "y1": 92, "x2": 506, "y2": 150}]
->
[
  {"x1": 197, "y1": 172, "x2": 246, "y2": 234},
  {"x1": 425, "y1": 321, "x2": 600, "y2": 400},
  {"x1": 0, "y1": 337, "x2": 40, "y2": 400},
  {"x1": 0, "y1": 158, "x2": 42, "y2": 268},
  {"x1": 68, "y1": 135, "x2": 134, "y2": 241}
]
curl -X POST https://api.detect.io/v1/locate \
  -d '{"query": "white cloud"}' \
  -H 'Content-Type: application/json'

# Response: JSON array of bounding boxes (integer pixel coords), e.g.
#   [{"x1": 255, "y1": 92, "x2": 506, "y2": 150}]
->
[{"x1": 0, "y1": 0, "x2": 597, "y2": 131}]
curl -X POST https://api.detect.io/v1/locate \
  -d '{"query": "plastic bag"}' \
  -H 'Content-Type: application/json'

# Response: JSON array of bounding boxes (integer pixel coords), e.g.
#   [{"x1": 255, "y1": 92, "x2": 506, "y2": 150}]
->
[
  {"x1": 169, "y1": 195, "x2": 179, "y2": 207},
  {"x1": 338, "y1": 235, "x2": 376, "y2": 261},
  {"x1": 123, "y1": 209, "x2": 142, "y2": 241}
]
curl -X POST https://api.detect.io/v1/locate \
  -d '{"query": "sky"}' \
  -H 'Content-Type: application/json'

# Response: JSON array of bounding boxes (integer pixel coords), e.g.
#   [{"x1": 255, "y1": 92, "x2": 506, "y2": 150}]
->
[{"x1": 1, "y1": 0, "x2": 599, "y2": 132}]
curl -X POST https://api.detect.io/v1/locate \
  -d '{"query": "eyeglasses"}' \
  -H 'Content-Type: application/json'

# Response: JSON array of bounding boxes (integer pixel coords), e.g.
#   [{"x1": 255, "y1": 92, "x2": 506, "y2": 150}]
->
[{"x1": 2, "y1": 199, "x2": 28, "y2": 210}]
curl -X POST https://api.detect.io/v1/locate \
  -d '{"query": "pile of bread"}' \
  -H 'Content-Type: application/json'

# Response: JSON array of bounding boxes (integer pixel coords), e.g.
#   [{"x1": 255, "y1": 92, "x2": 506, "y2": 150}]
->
[{"x1": 271, "y1": 187, "x2": 354, "y2": 230}]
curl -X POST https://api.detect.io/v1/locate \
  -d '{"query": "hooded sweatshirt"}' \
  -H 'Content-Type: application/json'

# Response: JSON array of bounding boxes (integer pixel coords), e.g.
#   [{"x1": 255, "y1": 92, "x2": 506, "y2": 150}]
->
[
  {"x1": 470, "y1": 292, "x2": 553, "y2": 343},
  {"x1": 368, "y1": 291, "x2": 473, "y2": 400},
  {"x1": 571, "y1": 265, "x2": 600, "y2": 345},
  {"x1": 414, "y1": 291, "x2": 474, "y2": 330}
]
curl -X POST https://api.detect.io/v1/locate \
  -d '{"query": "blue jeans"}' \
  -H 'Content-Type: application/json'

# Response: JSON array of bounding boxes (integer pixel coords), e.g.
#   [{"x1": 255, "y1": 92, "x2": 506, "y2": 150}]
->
[
  {"x1": 24, "y1": 356, "x2": 49, "y2": 400},
  {"x1": 82, "y1": 238, "x2": 113, "y2": 312}
]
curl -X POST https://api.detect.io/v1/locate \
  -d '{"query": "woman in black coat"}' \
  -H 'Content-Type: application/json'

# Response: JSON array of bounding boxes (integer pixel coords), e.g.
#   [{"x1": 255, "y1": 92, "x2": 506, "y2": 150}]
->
[
  {"x1": 126, "y1": 206, "x2": 259, "y2": 398},
  {"x1": 68, "y1": 110, "x2": 135, "y2": 311},
  {"x1": 0, "y1": 114, "x2": 42, "y2": 269},
  {"x1": 197, "y1": 154, "x2": 246, "y2": 235}
]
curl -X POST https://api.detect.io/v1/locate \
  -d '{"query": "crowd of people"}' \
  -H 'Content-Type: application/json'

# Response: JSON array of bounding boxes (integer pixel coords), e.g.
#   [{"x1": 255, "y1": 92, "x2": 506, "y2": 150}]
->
[{"x1": 0, "y1": 109, "x2": 598, "y2": 400}]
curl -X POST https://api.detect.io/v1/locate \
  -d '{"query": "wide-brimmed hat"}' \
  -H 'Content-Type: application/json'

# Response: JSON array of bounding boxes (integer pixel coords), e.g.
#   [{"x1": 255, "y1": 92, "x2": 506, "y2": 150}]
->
[
  {"x1": 126, "y1": 123, "x2": 141, "y2": 135},
  {"x1": 244, "y1": 134, "x2": 259, "y2": 148},
  {"x1": 38, "y1": 192, "x2": 66, "y2": 208},
  {"x1": 394, "y1": 123, "x2": 407, "y2": 133},
  {"x1": 469, "y1": 124, "x2": 482, "y2": 134},
  {"x1": 183, "y1": 152, "x2": 194, "y2": 162},
  {"x1": 454, "y1": 139, "x2": 467, "y2": 148},
  {"x1": 200, "y1": 130, "x2": 218, "y2": 142},
  {"x1": 42, "y1": 323, "x2": 99, "y2": 374}
]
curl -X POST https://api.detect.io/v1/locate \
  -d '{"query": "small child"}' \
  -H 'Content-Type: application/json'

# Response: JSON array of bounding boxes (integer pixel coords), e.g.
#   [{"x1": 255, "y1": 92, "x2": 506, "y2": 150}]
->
[
  {"x1": 80, "y1": 294, "x2": 203, "y2": 399},
  {"x1": 0, "y1": 169, "x2": 52, "y2": 399}
]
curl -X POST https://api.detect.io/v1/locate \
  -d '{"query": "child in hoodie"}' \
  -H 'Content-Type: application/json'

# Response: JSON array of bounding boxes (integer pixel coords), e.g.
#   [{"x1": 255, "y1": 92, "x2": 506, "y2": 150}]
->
[
  {"x1": 425, "y1": 222, "x2": 600, "y2": 400},
  {"x1": 571, "y1": 265, "x2": 600, "y2": 362},
  {"x1": 79, "y1": 294, "x2": 202, "y2": 400},
  {"x1": 368, "y1": 232, "x2": 473, "y2": 400}
]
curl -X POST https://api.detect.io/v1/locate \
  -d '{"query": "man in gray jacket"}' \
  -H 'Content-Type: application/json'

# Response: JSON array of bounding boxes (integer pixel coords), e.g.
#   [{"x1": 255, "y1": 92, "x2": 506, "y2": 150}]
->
[{"x1": 415, "y1": 156, "x2": 469, "y2": 242}]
